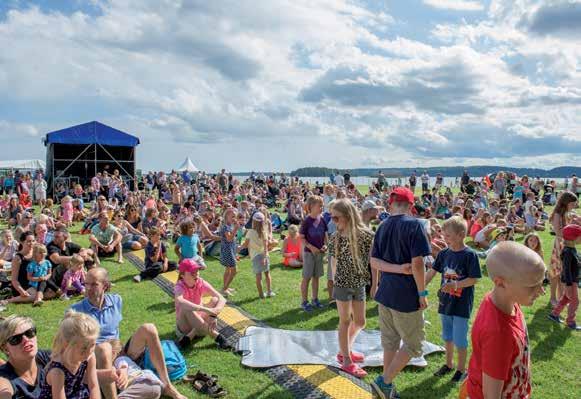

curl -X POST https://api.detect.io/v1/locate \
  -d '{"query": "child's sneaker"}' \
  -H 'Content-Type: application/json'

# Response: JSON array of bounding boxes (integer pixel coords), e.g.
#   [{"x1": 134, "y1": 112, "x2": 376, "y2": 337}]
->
[
  {"x1": 215, "y1": 333, "x2": 229, "y2": 350},
  {"x1": 312, "y1": 298, "x2": 324, "y2": 309},
  {"x1": 32, "y1": 300, "x2": 43, "y2": 307},
  {"x1": 302, "y1": 301, "x2": 313, "y2": 312},
  {"x1": 60, "y1": 293, "x2": 70, "y2": 301},
  {"x1": 547, "y1": 314, "x2": 562, "y2": 324},
  {"x1": 450, "y1": 370, "x2": 467, "y2": 383},
  {"x1": 567, "y1": 323, "x2": 581, "y2": 331},
  {"x1": 371, "y1": 375, "x2": 400, "y2": 399},
  {"x1": 133, "y1": 275, "x2": 142, "y2": 283},
  {"x1": 433, "y1": 364, "x2": 453, "y2": 377},
  {"x1": 266, "y1": 291, "x2": 276, "y2": 297}
]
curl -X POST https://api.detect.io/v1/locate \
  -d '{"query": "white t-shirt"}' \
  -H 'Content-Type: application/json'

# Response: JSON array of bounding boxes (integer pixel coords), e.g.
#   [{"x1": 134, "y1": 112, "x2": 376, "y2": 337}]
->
[
  {"x1": 421, "y1": 174, "x2": 429, "y2": 184},
  {"x1": 335, "y1": 175, "x2": 345, "y2": 186}
]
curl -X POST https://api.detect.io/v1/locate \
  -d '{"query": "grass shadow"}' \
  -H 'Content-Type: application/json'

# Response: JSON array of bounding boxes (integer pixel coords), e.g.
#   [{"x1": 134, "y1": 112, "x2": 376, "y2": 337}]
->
[
  {"x1": 399, "y1": 373, "x2": 455, "y2": 398},
  {"x1": 528, "y1": 302, "x2": 572, "y2": 361},
  {"x1": 146, "y1": 301, "x2": 175, "y2": 313}
]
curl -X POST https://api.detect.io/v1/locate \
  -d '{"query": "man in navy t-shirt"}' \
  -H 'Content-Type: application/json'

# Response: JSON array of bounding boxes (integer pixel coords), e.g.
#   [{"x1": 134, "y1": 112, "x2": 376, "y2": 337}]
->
[{"x1": 370, "y1": 187, "x2": 431, "y2": 398}]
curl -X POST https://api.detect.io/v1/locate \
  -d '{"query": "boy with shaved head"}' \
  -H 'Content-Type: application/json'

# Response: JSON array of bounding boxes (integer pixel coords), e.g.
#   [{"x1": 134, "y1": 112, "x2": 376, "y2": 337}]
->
[{"x1": 461, "y1": 241, "x2": 545, "y2": 399}]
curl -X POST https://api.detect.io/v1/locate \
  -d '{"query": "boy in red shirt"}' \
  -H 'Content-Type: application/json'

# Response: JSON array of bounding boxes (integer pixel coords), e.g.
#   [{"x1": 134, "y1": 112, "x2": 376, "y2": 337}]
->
[{"x1": 461, "y1": 241, "x2": 545, "y2": 399}]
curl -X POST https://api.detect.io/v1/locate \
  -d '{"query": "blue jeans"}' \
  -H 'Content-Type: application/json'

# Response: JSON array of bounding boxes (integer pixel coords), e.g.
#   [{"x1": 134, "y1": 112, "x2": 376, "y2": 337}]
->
[{"x1": 440, "y1": 314, "x2": 469, "y2": 349}]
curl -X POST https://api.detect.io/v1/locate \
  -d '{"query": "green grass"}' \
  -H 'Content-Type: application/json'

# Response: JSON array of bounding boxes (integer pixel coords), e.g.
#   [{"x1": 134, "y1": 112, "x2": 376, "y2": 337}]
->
[{"x1": 2, "y1": 194, "x2": 580, "y2": 398}]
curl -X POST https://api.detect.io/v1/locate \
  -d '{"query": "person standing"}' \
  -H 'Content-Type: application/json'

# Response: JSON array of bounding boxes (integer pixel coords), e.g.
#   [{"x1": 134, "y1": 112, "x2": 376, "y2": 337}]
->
[
  {"x1": 409, "y1": 172, "x2": 417, "y2": 195},
  {"x1": 370, "y1": 187, "x2": 431, "y2": 398},
  {"x1": 421, "y1": 171, "x2": 430, "y2": 194}
]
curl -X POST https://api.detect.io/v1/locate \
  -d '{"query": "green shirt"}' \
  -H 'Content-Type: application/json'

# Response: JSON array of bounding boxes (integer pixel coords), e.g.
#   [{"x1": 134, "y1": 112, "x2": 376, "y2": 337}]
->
[{"x1": 91, "y1": 223, "x2": 118, "y2": 245}]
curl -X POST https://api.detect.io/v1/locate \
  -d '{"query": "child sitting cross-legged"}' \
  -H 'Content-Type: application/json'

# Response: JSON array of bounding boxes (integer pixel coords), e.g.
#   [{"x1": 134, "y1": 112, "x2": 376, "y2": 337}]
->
[
  {"x1": 425, "y1": 216, "x2": 482, "y2": 384},
  {"x1": 27, "y1": 243, "x2": 65, "y2": 306},
  {"x1": 134, "y1": 227, "x2": 177, "y2": 283},
  {"x1": 174, "y1": 258, "x2": 228, "y2": 350},
  {"x1": 60, "y1": 254, "x2": 86, "y2": 299}
]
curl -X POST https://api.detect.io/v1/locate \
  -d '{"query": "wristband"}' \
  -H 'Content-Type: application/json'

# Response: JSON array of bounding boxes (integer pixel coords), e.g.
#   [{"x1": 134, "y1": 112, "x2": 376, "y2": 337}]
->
[{"x1": 418, "y1": 290, "x2": 429, "y2": 297}]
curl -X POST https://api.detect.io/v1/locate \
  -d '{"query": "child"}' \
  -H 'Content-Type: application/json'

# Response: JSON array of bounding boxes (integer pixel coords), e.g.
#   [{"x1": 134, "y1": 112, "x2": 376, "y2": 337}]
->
[
  {"x1": 34, "y1": 214, "x2": 49, "y2": 245},
  {"x1": 425, "y1": 216, "x2": 481, "y2": 384},
  {"x1": 60, "y1": 195, "x2": 74, "y2": 227},
  {"x1": 39, "y1": 311, "x2": 100, "y2": 399},
  {"x1": 548, "y1": 224, "x2": 581, "y2": 330},
  {"x1": 0, "y1": 229, "x2": 18, "y2": 270},
  {"x1": 524, "y1": 233, "x2": 544, "y2": 261},
  {"x1": 299, "y1": 195, "x2": 328, "y2": 311},
  {"x1": 27, "y1": 243, "x2": 63, "y2": 306},
  {"x1": 219, "y1": 208, "x2": 239, "y2": 296},
  {"x1": 174, "y1": 220, "x2": 206, "y2": 268},
  {"x1": 60, "y1": 254, "x2": 86, "y2": 299},
  {"x1": 174, "y1": 258, "x2": 228, "y2": 350},
  {"x1": 328, "y1": 199, "x2": 374, "y2": 378},
  {"x1": 460, "y1": 242, "x2": 546, "y2": 399},
  {"x1": 243, "y1": 212, "x2": 275, "y2": 299},
  {"x1": 134, "y1": 227, "x2": 177, "y2": 283},
  {"x1": 282, "y1": 224, "x2": 303, "y2": 268}
]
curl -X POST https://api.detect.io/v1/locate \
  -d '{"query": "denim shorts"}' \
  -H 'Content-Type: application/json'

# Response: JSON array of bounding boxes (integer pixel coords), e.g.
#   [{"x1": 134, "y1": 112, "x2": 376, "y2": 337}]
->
[
  {"x1": 440, "y1": 314, "x2": 469, "y2": 349},
  {"x1": 333, "y1": 285, "x2": 366, "y2": 302}
]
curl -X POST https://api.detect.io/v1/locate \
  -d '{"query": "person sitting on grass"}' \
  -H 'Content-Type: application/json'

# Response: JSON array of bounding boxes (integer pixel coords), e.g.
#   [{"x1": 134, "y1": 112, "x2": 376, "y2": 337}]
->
[
  {"x1": 70, "y1": 267, "x2": 188, "y2": 399},
  {"x1": 174, "y1": 258, "x2": 228, "y2": 350},
  {"x1": 60, "y1": 254, "x2": 86, "y2": 299},
  {"x1": 425, "y1": 216, "x2": 481, "y2": 384},
  {"x1": 133, "y1": 227, "x2": 177, "y2": 283},
  {"x1": 282, "y1": 224, "x2": 303, "y2": 268},
  {"x1": 548, "y1": 224, "x2": 581, "y2": 330},
  {"x1": 460, "y1": 242, "x2": 546, "y2": 399},
  {"x1": 27, "y1": 243, "x2": 65, "y2": 306},
  {"x1": 89, "y1": 212, "x2": 123, "y2": 265}
]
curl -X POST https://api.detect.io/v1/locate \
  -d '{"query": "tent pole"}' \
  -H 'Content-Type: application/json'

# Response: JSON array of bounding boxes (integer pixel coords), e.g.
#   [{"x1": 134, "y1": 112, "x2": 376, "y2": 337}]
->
[
  {"x1": 94, "y1": 143, "x2": 97, "y2": 177},
  {"x1": 97, "y1": 143, "x2": 133, "y2": 180},
  {"x1": 54, "y1": 144, "x2": 92, "y2": 181}
]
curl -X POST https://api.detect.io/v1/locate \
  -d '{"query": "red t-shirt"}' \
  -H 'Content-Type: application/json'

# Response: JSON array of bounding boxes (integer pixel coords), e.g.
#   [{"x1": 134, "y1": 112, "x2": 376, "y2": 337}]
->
[
  {"x1": 469, "y1": 221, "x2": 483, "y2": 239},
  {"x1": 467, "y1": 293, "x2": 531, "y2": 399}
]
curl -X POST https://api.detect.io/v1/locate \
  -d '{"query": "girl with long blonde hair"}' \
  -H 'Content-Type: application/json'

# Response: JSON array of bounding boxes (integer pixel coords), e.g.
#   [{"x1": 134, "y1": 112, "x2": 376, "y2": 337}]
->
[{"x1": 328, "y1": 199, "x2": 374, "y2": 378}]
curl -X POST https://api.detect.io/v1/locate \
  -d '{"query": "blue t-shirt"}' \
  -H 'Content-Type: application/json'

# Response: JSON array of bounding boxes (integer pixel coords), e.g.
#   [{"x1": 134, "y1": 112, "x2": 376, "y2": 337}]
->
[
  {"x1": 372, "y1": 214, "x2": 431, "y2": 312},
  {"x1": 432, "y1": 247, "x2": 481, "y2": 318},
  {"x1": 299, "y1": 215, "x2": 327, "y2": 252},
  {"x1": 26, "y1": 259, "x2": 52, "y2": 289},
  {"x1": 176, "y1": 234, "x2": 200, "y2": 258},
  {"x1": 70, "y1": 294, "x2": 123, "y2": 344}
]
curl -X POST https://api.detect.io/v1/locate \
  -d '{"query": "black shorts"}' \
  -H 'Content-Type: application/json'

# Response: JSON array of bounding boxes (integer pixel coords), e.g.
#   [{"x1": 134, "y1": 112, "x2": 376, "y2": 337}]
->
[{"x1": 97, "y1": 247, "x2": 117, "y2": 257}]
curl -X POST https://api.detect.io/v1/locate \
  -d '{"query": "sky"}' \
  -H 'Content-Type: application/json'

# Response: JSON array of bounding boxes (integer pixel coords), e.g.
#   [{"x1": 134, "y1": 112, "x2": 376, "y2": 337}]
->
[{"x1": 1, "y1": 0, "x2": 580, "y2": 172}]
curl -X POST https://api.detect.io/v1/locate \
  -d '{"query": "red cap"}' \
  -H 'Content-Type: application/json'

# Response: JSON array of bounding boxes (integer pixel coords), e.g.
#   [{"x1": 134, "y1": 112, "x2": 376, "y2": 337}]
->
[
  {"x1": 562, "y1": 224, "x2": 581, "y2": 241},
  {"x1": 389, "y1": 187, "x2": 415, "y2": 205},
  {"x1": 179, "y1": 258, "x2": 204, "y2": 273}
]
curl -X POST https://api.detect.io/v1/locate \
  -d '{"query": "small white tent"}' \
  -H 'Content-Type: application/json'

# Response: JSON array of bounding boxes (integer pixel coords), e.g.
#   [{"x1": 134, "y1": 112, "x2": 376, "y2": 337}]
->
[
  {"x1": 0, "y1": 159, "x2": 45, "y2": 170},
  {"x1": 176, "y1": 157, "x2": 199, "y2": 172}
]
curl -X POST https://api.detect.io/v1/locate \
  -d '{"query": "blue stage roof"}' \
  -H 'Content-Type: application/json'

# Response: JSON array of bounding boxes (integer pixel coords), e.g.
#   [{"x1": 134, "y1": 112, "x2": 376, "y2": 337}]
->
[{"x1": 44, "y1": 121, "x2": 139, "y2": 147}]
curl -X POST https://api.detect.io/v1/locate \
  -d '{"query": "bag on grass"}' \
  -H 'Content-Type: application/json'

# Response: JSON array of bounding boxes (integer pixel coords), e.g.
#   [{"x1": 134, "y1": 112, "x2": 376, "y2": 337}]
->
[{"x1": 142, "y1": 340, "x2": 187, "y2": 381}]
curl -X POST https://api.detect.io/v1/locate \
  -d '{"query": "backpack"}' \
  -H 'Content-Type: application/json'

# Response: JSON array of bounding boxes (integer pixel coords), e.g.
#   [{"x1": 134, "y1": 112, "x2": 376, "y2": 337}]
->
[{"x1": 142, "y1": 340, "x2": 187, "y2": 381}]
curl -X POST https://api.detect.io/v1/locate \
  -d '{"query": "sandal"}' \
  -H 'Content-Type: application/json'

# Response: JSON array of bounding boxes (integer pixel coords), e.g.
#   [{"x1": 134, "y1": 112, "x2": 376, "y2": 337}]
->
[
  {"x1": 337, "y1": 351, "x2": 365, "y2": 363},
  {"x1": 340, "y1": 362, "x2": 367, "y2": 378},
  {"x1": 184, "y1": 371, "x2": 219, "y2": 386},
  {"x1": 192, "y1": 379, "x2": 228, "y2": 398}
]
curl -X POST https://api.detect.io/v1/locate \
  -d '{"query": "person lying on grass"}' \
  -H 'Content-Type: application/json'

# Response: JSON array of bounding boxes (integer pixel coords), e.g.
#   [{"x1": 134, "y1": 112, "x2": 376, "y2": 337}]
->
[{"x1": 174, "y1": 258, "x2": 228, "y2": 351}]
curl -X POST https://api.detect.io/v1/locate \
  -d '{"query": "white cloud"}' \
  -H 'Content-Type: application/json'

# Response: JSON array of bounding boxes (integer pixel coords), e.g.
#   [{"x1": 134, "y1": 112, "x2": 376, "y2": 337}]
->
[
  {"x1": 0, "y1": 120, "x2": 39, "y2": 137},
  {"x1": 423, "y1": 0, "x2": 485, "y2": 11}
]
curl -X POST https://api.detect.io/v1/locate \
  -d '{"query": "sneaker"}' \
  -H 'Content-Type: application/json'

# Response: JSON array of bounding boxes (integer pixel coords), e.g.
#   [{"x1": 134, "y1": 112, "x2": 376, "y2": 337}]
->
[
  {"x1": 567, "y1": 323, "x2": 581, "y2": 331},
  {"x1": 434, "y1": 364, "x2": 453, "y2": 377},
  {"x1": 133, "y1": 275, "x2": 142, "y2": 283},
  {"x1": 312, "y1": 298, "x2": 324, "y2": 309},
  {"x1": 547, "y1": 314, "x2": 562, "y2": 324},
  {"x1": 328, "y1": 299, "x2": 337, "y2": 308},
  {"x1": 371, "y1": 376, "x2": 400, "y2": 399},
  {"x1": 0, "y1": 305, "x2": 6, "y2": 312},
  {"x1": 302, "y1": 301, "x2": 313, "y2": 312},
  {"x1": 177, "y1": 335, "x2": 191, "y2": 350},
  {"x1": 215, "y1": 333, "x2": 229, "y2": 350},
  {"x1": 32, "y1": 300, "x2": 43, "y2": 307},
  {"x1": 450, "y1": 370, "x2": 467, "y2": 383},
  {"x1": 266, "y1": 291, "x2": 276, "y2": 297},
  {"x1": 60, "y1": 294, "x2": 70, "y2": 301}
]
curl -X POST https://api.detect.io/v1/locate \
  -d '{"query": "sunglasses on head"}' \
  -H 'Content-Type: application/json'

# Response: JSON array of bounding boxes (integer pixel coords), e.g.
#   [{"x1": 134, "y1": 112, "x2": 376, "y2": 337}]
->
[{"x1": 7, "y1": 327, "x2": 37, "y2": 346}]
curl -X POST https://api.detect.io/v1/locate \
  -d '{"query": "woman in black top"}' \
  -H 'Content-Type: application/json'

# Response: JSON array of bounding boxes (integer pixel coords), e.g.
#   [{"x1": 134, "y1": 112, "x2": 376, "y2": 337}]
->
[
  {"x1": 0, "y1": 315, "x2": 51, "y2": 399},
  {"x1": 0, "y1": 233, "x2": 36, "y2": 306}
]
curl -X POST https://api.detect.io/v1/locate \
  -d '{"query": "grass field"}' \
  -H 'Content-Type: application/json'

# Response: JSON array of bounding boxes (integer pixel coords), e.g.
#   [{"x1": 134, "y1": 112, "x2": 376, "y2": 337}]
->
[{"x1": 1, "y1": 190, "x2": 580, "y2": 399}]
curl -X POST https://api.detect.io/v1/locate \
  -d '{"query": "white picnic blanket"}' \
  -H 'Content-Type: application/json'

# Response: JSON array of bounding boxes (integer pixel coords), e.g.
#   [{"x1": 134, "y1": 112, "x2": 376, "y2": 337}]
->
[{"x1": 237, "y1": 326, "x2": 444, "y2": 368}]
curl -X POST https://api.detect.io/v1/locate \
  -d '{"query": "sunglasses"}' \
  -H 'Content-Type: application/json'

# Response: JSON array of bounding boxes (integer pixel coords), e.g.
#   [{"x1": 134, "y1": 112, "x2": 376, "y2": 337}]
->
[{"x1": 7, "y1": 327, "x2": 37, "y2": 346}]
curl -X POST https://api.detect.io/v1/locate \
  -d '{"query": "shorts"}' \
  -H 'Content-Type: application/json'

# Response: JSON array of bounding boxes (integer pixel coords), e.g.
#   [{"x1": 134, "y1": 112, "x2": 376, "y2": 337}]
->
[
  {"x1": 327, "y1": 255, "x2": 333, "y2": 282},
  {"x1": 378, "y1": 304, "x2": 425, "y2": 358},
  {"x1": 303, "y1": 252, "x2": 324, "y2": 279},
  {"x1": 422, "y1": 183, "x2": 429, "y2": 191},
  {"x1": 252, "y1": 254, "x2": 270, "y2": 274},
  {"x1": 97, "y1": 246, "x2": 117, "y2": 257},
  {"x1": 333, "y1": 285, "x2": 366, "y2": 302},
  {"x1": 440, "y1": 314, "x2": 469, "y2": 349},
  {"x1": 171, "y1": 203, "x2": 181, "y2": 215}
]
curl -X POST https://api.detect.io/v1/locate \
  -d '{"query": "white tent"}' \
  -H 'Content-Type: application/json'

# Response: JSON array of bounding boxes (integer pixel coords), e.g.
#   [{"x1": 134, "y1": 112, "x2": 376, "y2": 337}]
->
[
  {"x1": 0, "y1": 159, "x2": 45, "y2": 170},
  {"x1": 176, "y1": 157, "x2": 199, "y2": 172}
]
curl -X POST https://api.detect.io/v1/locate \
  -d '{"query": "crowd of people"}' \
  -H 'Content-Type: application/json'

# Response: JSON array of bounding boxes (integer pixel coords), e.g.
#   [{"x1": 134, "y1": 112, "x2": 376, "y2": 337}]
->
[{"x1": 0, "y1": 167, "x2": 579, "y2": 399}]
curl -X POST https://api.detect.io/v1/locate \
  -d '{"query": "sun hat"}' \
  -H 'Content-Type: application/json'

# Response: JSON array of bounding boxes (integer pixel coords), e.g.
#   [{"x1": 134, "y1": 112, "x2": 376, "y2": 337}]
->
[
  {"x1": 389, "y1": 187, "x2": 415, "y2": 205},
  {"x1": 361, "y1": 200, "x2": 379, "y2": 212},
  {"x1": 252, "y1": 212, "x2": 265, "y2": 222},
  {"x1": 562, "y1": 224, "x2": 581, "y2": 241},
  {"x1": 490, "y1": 228, "x2": 507, "y2": 241},
  {"x1": 179, "y1": 258, "x2": 204, "y2": 273}
]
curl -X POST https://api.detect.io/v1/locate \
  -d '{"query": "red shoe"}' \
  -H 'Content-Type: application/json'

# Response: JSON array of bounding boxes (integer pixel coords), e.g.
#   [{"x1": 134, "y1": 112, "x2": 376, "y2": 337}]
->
[
  {"x1": 337, "y1": 351, "x2": 365, "y2": 363},
  {"x1": 340, "y1": 363, "x2": 367, "y2": 378}
]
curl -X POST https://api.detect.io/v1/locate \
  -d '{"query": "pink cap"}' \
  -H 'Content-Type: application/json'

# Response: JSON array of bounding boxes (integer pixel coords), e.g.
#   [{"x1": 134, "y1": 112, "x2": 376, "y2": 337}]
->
[{"x1": 179, "y1": 258, "x2": 204, "y2": 273}]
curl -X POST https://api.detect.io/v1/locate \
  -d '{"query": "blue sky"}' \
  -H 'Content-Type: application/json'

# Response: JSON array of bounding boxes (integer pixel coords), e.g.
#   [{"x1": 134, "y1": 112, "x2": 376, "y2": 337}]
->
[{"x1": 1, "y1": 0, "x2": 580, "y2": 172}]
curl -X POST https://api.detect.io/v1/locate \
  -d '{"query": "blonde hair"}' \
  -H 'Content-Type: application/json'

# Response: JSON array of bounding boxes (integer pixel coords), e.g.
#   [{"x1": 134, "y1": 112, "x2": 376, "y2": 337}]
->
[
  {"x1": 442, "y1": 216, "x2": 467, "y2": 237},
  {"x1": 32, "y1": 243, "x2": 47, "y2": 257},
  {"x1": 0, "y1": 315, "x2": 34, "y2": 349},
  {"x1": 70, "y1": 254, "x2": 84, "y2": 269},
  {"x1": 288, "y1": 224, "x2": 299, "y2": 235},
  {"x1": 221, "y1": 208, "x2": 237, "y2": 229},
  {"x1": 252, "y1": 218, "x2": 266, "y2": 240},
  {"x1": 330, "y1": 199, "x2": 371, "y2": 275},
  {"x1": 306, "y1": 195, "x2": 323, "y2": 213},
  {"x1": 52, "y1": 311, "x2": 100, "y2": 358}
]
